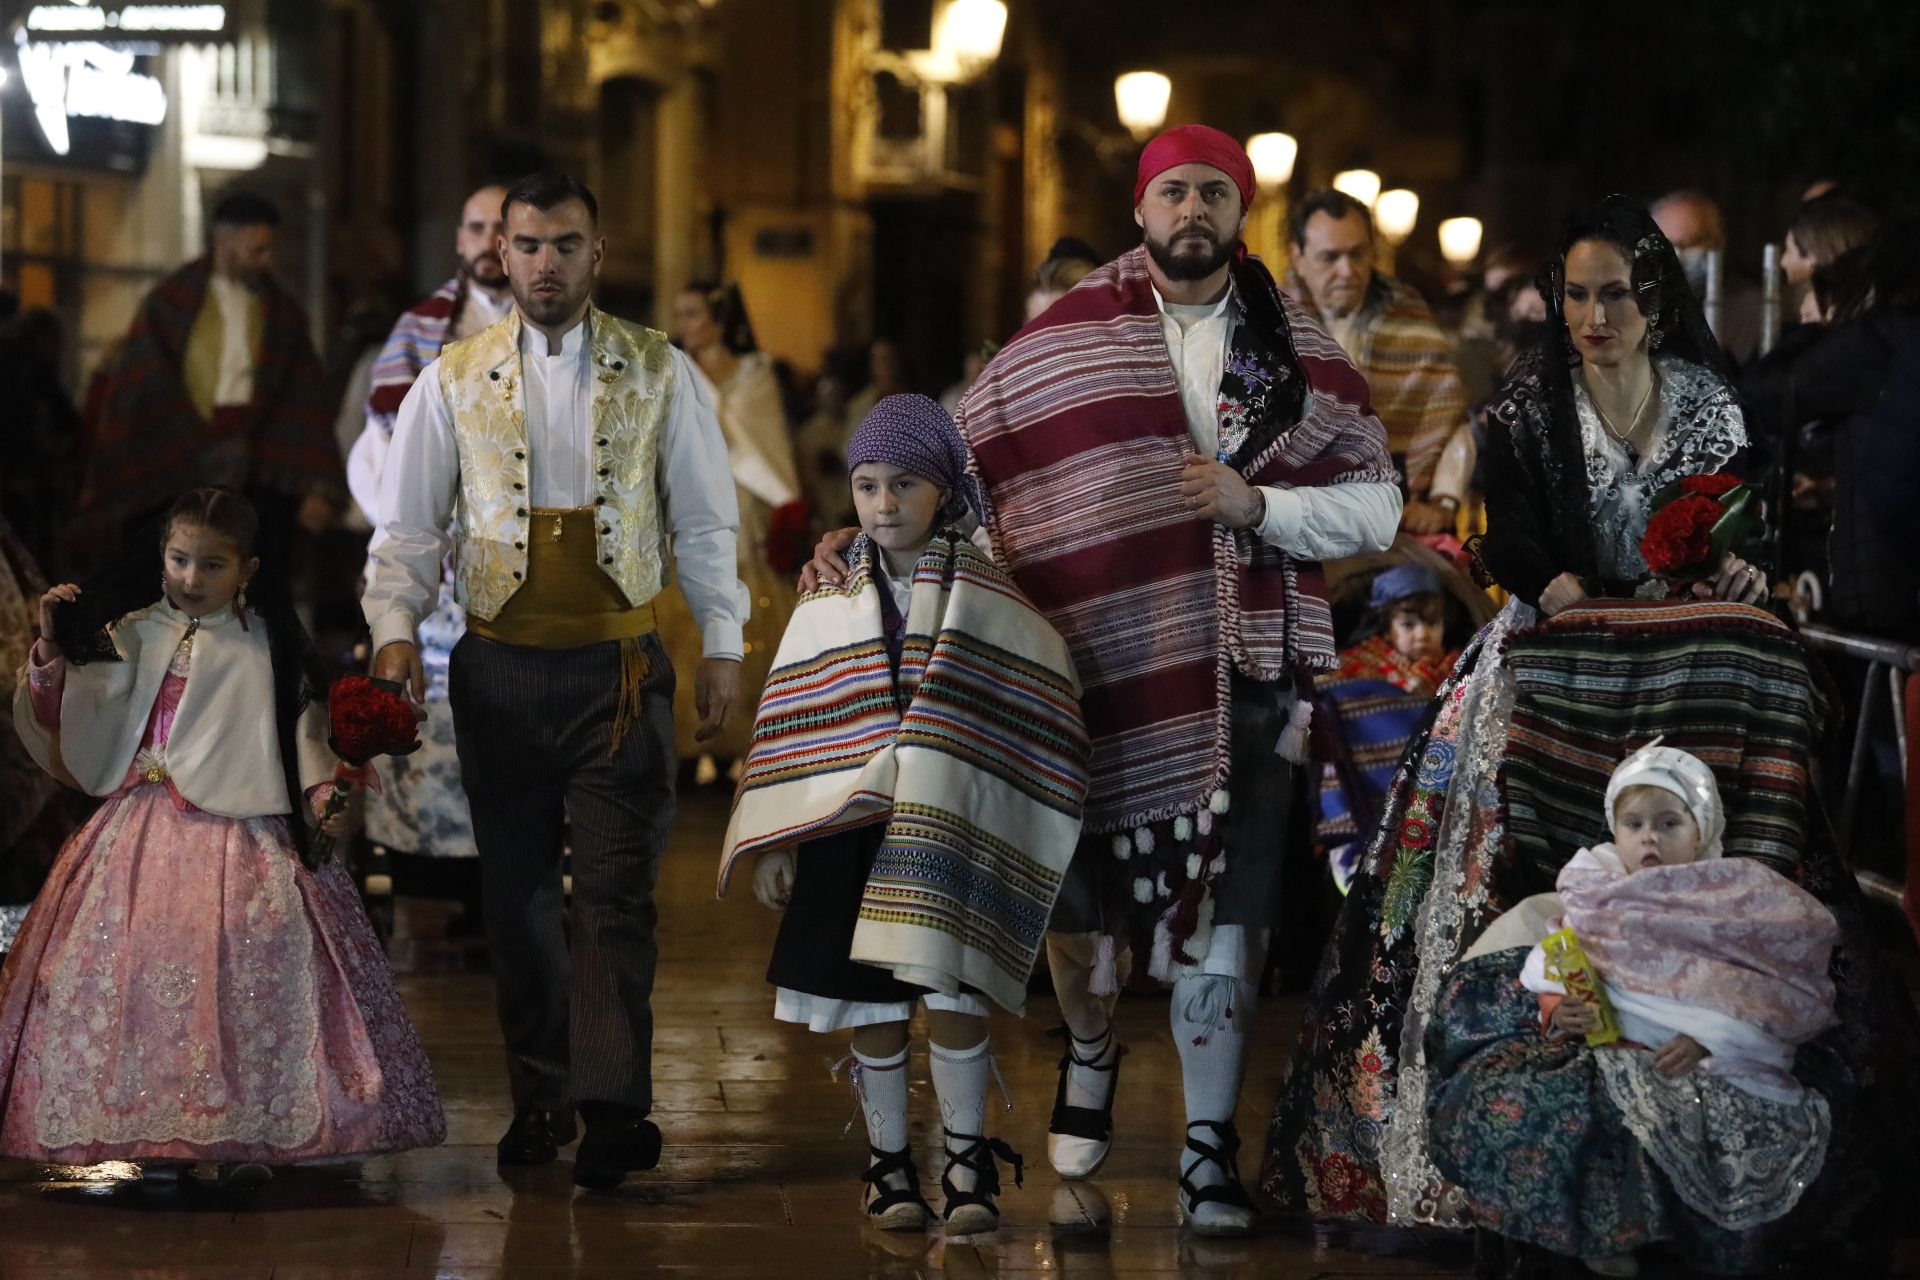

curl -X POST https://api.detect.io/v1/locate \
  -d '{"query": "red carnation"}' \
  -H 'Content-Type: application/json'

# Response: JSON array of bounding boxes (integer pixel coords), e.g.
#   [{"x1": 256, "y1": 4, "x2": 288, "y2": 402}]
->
[
  {"x1": 309, "y1": 675, "x2": 423, "y2": 865},
  {"x1": 329, "y1": 674, "x2": 421, "y2": 763},
  {"x1": 1680, "y1": 473, "x2": 1743, "y2": 499},
  {"x1": 1640, "y1": 493, "x2": 1723, "y2": 576}
]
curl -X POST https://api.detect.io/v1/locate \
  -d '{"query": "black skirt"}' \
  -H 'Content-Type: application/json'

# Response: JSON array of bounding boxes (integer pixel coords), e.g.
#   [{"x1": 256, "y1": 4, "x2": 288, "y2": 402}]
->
[{"x1": 766, "y1": 825, "x2": 930, "y2": 1005}]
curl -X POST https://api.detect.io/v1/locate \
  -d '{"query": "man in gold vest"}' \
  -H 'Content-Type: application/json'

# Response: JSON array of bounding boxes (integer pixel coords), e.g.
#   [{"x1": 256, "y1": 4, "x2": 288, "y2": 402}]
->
[{"x1": 363, "y1": 172, "x2": 746, "y2": 1190}]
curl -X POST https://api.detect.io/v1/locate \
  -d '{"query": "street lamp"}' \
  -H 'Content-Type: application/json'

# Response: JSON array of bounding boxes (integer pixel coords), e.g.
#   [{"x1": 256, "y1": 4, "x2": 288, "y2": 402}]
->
[
  {"x1": 934, "y1": 0, "x2": 1006, "y2": 65},
  {"x1": 1246, "y1": 132, "x2": 1297, "y2": 190},
  {"x1": 1375, "y1": 189, "x2": 1419, "y2": 244},
  {"x1": 1331, "y1": 168, "x2": 1380, "y2": 208},
  {"x1": 1439, "y1": 216, "x2": 1484, "y2": 268},
  {"x1": 1114, "y1": 71, "x2": 1170, "y2": 141},
  {"x1": 1246, "y1": 132, "x2": 1297, "y2": 268}
]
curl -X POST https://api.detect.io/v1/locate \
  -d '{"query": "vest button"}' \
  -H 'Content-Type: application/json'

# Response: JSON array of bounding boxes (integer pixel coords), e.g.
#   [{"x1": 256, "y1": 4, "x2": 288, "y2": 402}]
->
[
  {"x1": 599, "y1": 526, "x2": 610, "y2": 536},
  {"x1": 517, "y1": 507, "x2": 527, "y2": 517},
  {"x1": 597, "y1": 438, "x2": 608, "y2": 447},
  {"x1": 602, "y1": 556, "x2": 614, "y2": 565},
  {"x1": 514, "y1": 541, "x2": 525, "y2": 550},
  {"x1": 489, "y1": 371, "x2": 499, "y2": 380},
  {"x1": 513, "y1": 482, "x2": 524, "y2": 490},
  {"x1": 598, "y1": 468, "x2": 610, "y2": 478},
  {"x1": 512, "y1": 570, "x2": 522, "y2": 579},
  {"x1": 594, "y1": 496, "x2": 607, "y2": 505},
  {"x1": 513, "y1": 450, "x2": 525, "y2": 460}
]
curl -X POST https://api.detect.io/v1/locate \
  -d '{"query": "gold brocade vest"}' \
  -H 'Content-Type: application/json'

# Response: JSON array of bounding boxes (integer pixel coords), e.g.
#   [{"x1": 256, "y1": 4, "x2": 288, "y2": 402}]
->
[{"x1": 437, "y1": 307, "x2": 675, "y2": 622}]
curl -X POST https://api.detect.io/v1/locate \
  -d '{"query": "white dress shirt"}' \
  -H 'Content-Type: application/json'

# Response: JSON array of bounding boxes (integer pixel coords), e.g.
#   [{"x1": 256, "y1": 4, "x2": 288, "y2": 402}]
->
[
  {"x1": 363, "y1": 311, "x2": 748, "y2": 660},
  {"x1": 1152, "y1": 285, "x2": 1400, "y2": 561},
  {"x1": 209, "y1": 275, "x2": 256, "y2": 407}
]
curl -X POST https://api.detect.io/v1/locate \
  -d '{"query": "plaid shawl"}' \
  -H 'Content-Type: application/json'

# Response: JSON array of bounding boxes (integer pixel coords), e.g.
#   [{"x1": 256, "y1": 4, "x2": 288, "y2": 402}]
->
[
  {"x1": 718, "y1": 530, "x2": 1089, "y2": 1012},
  {"x1": 958, "y1": 246, "x2": 1395, "y2": 834},
  {"x1": 1285, "y1": 272, "x2": 1467, "y2": 494},
  {"x1": 79, "y1": 258, "x2": 340, "y2": 527},
  {"x1": 1503, "y1": 599, "x2": 1820, "y2": 883},
  {"x1": 365, "y1": 278, "x2": 461, "y2": 436}
]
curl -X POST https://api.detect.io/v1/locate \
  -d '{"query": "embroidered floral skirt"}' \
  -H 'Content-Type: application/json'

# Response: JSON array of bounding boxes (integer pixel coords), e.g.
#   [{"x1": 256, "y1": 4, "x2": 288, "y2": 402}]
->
[
  {"x1": 1425, "y1": 948, "x2": 1838, "y2": 1273},
  {"x1": 0, "y1": 785, "x2": 446, "y2": 1163}
]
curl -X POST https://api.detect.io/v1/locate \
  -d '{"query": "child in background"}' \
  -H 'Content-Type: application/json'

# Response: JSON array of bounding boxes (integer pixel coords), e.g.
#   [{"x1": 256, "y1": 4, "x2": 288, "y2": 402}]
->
[
  {"x1": 1, "y1": 488, "x2": 444, "y2": 1189},
  {"x1": 1316, "y1": 564, "x2": 1462, "y2": 891},
  {"x1": 720, "y1": 395, "x2": 1088, "y2": 1234},
  {"x1": 1427, "y1": 742, "x2": 1840, "y2": 1277}
]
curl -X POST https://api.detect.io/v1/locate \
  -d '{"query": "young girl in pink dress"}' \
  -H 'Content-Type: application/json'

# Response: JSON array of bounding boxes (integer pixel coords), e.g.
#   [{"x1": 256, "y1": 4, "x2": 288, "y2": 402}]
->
[{"x1": 1, "y1": 488, "x2": 444, "y2": 1185}]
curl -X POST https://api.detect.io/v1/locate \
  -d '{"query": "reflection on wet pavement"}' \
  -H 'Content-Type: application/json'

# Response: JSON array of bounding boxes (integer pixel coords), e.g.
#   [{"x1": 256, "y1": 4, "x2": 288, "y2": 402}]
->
[{"x1": 0, "y1": 789, "x2": 1472, "y2": 1277}]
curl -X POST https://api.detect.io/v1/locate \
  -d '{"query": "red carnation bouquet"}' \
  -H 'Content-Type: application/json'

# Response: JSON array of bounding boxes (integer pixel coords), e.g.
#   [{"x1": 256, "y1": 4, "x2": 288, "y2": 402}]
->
[
  {"x1": 308, "y1": 674, "x2": 422, "y2": 865},
  {"x1": 1639, "y1": 472, "x2": 1760, "y2": 583}
]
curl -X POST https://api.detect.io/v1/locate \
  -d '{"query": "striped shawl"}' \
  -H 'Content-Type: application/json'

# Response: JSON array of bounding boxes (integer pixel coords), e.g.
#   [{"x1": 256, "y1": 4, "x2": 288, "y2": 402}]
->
[
  {"x1": 1503, "y1": 598, "x2": 1821, "y2": 883},
  {"x1": 1285, "y1": 271, "x2": 1467, "y2": 494},
  {"x1": 958, "y1": 246, "x2": 1395, "y2": 834},
  {"x1": 365, "y1": 279, "x2": 461, "y2": 435},
  {"x1": 718, "y1": 530, "x2": 1089, "y2": 1012}
]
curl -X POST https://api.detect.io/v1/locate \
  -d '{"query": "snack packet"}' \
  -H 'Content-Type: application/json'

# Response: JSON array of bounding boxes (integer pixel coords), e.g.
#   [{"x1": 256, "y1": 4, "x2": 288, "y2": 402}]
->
[{"x1": 1541, "y1": 926, "x2": 1620, "y2": 1047}]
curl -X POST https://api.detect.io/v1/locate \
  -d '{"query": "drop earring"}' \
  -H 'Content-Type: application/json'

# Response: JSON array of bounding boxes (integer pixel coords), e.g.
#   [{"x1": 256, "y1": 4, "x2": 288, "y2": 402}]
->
[{"x1": 237, "y1": 583, "x2": 251, "y2": 630}]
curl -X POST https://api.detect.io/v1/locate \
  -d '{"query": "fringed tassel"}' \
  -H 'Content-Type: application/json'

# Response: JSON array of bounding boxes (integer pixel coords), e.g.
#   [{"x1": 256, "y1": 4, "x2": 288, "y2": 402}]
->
[
  {"x1": 609, "y1": 635, "x2": 651, "y2": 757},
  {"x1": 1276, "y1": 697, "x2": 1314, "y2": 764},
  {"x1": 1089, "y1": 933, "x2": 1121, "y2": 998}
]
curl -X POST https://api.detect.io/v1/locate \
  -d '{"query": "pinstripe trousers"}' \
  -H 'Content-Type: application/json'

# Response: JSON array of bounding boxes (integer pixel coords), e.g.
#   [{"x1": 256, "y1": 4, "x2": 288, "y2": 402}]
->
[{"x1": 447, "y1": 631, "x2": 676, "y2": 1113}]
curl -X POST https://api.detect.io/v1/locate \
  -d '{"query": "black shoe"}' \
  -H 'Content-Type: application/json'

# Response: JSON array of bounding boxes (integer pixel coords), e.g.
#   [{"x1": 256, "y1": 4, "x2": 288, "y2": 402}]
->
[
  {"x1": 496, "y1": 1107, "x2": 578, "y2": 1168},
  {"x1": 572, "y1": 1111, "x2": 663, "y2": 1191},
  {"x1": 940, "y1": 1128, "x2": 1023, "y2": 1234}
]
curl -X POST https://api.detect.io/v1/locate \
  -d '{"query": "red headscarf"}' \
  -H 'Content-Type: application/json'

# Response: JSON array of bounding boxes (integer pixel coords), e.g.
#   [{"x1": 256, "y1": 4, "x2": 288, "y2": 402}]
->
[{"x1": 1133, "y1": 124, "x2": 1256, "y2": 207}]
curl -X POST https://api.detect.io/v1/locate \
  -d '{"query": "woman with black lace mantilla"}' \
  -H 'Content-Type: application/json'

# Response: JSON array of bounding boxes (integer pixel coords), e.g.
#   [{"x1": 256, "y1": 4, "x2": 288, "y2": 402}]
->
[{"x1": 1258, "y1": 197, "x2": 1920, "y2": 1265}]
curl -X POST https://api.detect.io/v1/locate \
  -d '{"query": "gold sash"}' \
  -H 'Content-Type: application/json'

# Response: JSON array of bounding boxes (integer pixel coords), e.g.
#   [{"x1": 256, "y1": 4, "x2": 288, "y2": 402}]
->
[
  {"x1": 468, "y1": 508, "x2": 658, "y2": 649},
  {"x1": 468, "y1": 507, "x2": 660, "y2": 755}
]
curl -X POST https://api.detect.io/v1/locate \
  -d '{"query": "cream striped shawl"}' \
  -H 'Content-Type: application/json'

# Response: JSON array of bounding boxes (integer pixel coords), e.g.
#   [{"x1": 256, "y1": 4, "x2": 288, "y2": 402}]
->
[{"x1": 718, "y1": 530, "x2": 1089, "y2": 1012}]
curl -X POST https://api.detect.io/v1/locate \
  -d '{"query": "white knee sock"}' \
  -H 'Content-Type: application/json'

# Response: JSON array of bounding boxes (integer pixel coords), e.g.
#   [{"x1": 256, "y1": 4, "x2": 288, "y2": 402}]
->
[
  {"x1": 1171, "y1": 972, "x2": 1254, "y2": 1190},
  {"x1": 930, "y1": 1037, "x2": 992, "y2": 1193},
  {"x1": 850, "y1": 1043, "x2": 911, "y2": 1154}
]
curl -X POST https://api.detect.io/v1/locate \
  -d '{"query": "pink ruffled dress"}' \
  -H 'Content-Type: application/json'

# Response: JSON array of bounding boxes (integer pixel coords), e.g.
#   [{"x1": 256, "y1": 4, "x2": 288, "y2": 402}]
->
[{"x1": 0, "y1": 631, "x2": 445, "y2": 1163}]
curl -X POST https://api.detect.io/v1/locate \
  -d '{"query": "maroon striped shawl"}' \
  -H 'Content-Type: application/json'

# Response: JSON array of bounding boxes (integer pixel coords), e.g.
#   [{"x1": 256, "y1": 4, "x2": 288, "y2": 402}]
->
[
  {"x1": 957, "y1": 246, "x2": 1395, "y2": 831},
  {"x1": 364, "y1": 279, "x2": 461, "y2": 430},
  {"x1": 79, "y1": 257, "x2": 340, "y2": 533}
]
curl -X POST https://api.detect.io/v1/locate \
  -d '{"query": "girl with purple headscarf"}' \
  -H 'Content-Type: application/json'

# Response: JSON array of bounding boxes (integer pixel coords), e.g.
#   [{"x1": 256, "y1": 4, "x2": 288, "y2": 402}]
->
[{"x1": 719, "y1": 395, "x2": 1088, "y2": 1237}]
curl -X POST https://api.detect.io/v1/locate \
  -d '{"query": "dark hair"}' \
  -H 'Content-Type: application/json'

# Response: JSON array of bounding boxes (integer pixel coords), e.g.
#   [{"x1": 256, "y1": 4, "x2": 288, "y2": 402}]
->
[
  {"x1": 501, "y1": 170, "x2": 599, "y2": 225},
  {"x1": 1811, "y1": 245, "x2": 1872, "y2": 322},
  {"x1": 53, "y1": 487, "x2": 327, "y2": 859},
  {"x1": 1543, "y1": 195, "x2": 1725, "y2": 376},
  {"x1": 211, "y1": 192, "x2": 281, "y2": 229},
  {"x1": 1290, "y1": 189, "x2": 1374, "y2": 247},
  {"x1": 1862, "y1": 214, "x2": 1920, "y2": 315},
  {"x1": 1385, "y1": 590, "x2": 1445, "y2": 623},
  {"x1": 681, "y1": 280, "x2": 759, "y2": 355},
  {"x1": 164, "y1": 486, "x2": 261, "y2": 557},
  {"x1": 1788, "y1": 196, "x2": 1879, "y2": 273}
]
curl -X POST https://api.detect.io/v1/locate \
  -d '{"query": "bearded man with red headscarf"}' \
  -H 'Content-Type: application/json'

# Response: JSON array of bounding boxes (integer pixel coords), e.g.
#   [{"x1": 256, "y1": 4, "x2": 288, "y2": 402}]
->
[{"x1": 807, "y1": 125, "x2": 1400, "y2": 1232}]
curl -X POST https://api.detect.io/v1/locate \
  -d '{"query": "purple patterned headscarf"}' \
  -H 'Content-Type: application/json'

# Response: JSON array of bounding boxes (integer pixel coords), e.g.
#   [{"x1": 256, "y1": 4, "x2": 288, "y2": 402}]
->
[{"x1": 846, "y1": 392, "x2": 983, "y2": 524}]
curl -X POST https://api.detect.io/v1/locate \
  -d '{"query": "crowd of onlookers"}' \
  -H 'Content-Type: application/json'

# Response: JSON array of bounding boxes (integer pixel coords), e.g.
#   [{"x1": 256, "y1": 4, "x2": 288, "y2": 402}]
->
[{"x1": 3, "y1": 180, "x2": 1917, "y2": 658}]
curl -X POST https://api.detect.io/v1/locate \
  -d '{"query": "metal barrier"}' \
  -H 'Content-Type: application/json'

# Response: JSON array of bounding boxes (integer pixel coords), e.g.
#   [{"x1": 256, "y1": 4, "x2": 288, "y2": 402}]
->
[{"x1": 1798, "y1": 623, "x2": 1918, "y2": 916}]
